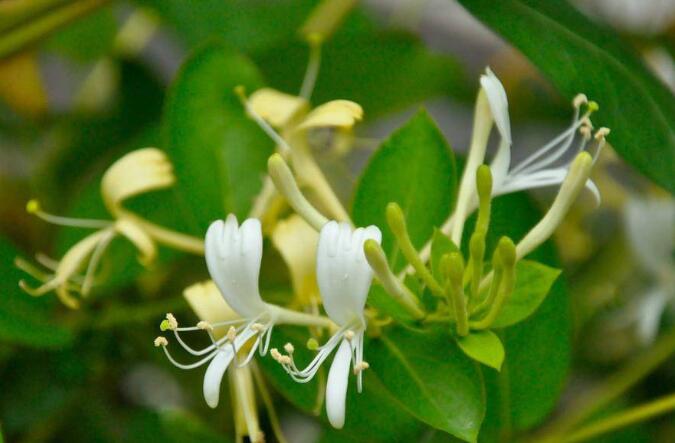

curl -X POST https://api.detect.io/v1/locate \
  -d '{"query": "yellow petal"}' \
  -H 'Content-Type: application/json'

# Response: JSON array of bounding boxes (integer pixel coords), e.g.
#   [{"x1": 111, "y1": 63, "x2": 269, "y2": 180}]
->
[
  {"x1": 101, "y1": 148, "x2": 175, "y2": 215},
  {"x1": 248, "y1": 88, "x2": 309, "y2": 128},
  {"x1": 271, "y1": 215, "x2": 319, "y2": 303},
  {"x1": 184, "y1": 280, "x2": 239, "y2": 339},
  {"x1": 296, "y1": 99, "x2": 363, "y2": 131},
  {"x1": 115, "y1": 217, "x2": 157, "y2": 266}
]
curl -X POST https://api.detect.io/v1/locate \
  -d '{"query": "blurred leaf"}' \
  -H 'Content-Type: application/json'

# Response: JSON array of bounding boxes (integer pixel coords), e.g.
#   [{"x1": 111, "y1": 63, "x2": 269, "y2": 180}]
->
[
  {"x1": 367, "y1": 284, "x2": 417, "y2": 323},
  {"x1": 135, "y1": 0, "x2": 317, "y2": 53},
  {"x1": 0, "y1": 52, "x2": 47, "y2": 117},
  {"x1": 42, "y1": 4, "x2": 117, "y2": 62},
  {"x1": 463, "y1": 193, "x2": 571, "y2": 435},
  {"x1": 457, "y1": 330, "x2": 504, "y2": 371},
  {"x1": 369, "y1": 325, "x2": 485, "y2": 442},
  {"x1": 163, "y1": 41, "x2": 273, "y2": 232},
  {"x1": 0, "y1": 238, "x2": 74, "y2": 348},
  {"x1": 257, "y1": 10, "x2": 468, "y2": 118},
  {"x1": 353, "y1": 110, "x2": 457, "y2": 271},
  {"x1": 491, "y1": 259, "x2": 561, "y2": 328},
  {"x1": 125, "y1": 409, "x2": 231, "y2": 443},
  {"x1": 457, "y1": 0, "x2": 675, "y2": 192}
]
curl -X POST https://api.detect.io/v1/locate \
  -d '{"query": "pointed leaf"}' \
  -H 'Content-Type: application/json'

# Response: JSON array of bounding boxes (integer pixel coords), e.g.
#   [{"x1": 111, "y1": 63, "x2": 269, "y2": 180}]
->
[
  {"x1": 353, "y1": 110, "x2": 457, "y2": 271},
  {"x1": 457, "y1": 330, "x2": 504, "y2": 371}
]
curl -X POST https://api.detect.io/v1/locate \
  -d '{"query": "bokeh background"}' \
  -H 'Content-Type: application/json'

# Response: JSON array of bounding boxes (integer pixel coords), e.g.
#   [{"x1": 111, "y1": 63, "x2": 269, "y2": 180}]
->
[{"x1": 0, "y1": 0, "x2": 673, "y2": 442}]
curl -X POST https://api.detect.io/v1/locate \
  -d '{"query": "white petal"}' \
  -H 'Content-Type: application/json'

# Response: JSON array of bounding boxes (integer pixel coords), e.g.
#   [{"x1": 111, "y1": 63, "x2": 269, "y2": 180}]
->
[
  {"x1": 624, "y1": 198, "x2": 675, "y2": 275},
  {"x1": 317, "y1": 221, "x2": 381, "y2": 325},
  {"x1": 490, "y1": 138, "x2": 511, "y2": 191},
  {"x1": 205, "y1": 215, "x2": 266, "y2": 318},
  {"x1": 636, "y1": 288, "x2": 669, "y2": 344},
  {"x1": 326, "y1": 339, "x2": 352, "y2": 429},
  {"x1": 480, "y1": 67, "x2": 511, "y2": 144},
  {"x1": 203, "y1": 349, "x2": 234, "y2": 408}
]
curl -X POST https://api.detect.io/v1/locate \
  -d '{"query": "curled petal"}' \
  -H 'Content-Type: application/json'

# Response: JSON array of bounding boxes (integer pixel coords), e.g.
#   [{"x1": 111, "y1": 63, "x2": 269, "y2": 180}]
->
[
  {"x1": 317, "y1": 221, "x2": 381, "y2": 325},
  {"x1": 115, "y1": 218, "x2": 157, "y2": 265},
  {"x1": 271, "y1": 215, "x2": 319, "y2": 301},
  {"x1": 101, "y1": 148, "x2": 175, "y2": 215},
  {"x1": 326, "y1": 338, "x2": 352, "y2": 429},
  {"x1": 480, "y1": 68, "x2": 511, "y2": 144},
  {"x1": 203, "y1": 349, "x2": 235, "y2": 408},
  {"x1": 184, "y1": 280, "x2": 240, "y2": 333},
  {"x1": 297, "y1": 100, "x2": 363, "y2": 131},
  {"x1": 205, "y1": 216, "x2": 266, "y2": 318},
  {"x1": 248, "y1": 88, "x2": 309, "y2": 128}
]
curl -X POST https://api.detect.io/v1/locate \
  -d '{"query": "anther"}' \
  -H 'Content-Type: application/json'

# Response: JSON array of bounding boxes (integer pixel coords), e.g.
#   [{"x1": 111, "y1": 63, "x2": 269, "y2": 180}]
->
[
  {"x1": 579, "y1": 125, "x2": 592, "y2": 139},
  {"x1": 270, "y1": 348, "x2": 282, "y2": 362},
  {"x1": 353, "y1": 361, "x2": 370, "y2": 374},
  {"x1": 160, "y1": 313, "x2": 178, "y2": 331},
  {"x1": 587, "y1": 101, "x2": 599, "y2": 112},
  {"x1": 594, "y1": 127, "x2": 610, "y2": 140},
  {"x1": 307, "y1": 338, "x2": 319, "y2": 350},
  {"x1": 279, "y1": 355, "x2": 292, "y2": 365},
  {"x1": 226, "y1": 326, "x2": 237, "y2": 343},
  {"x1": 344, "y1": 330, "x2": 355, "y2": 341},
  {"x1": 154, "y1": 336, "x2": 168, "y2": 347},
  {"x1": 26, "y1": 199, "x2": 40, "y2": 214},
  {"x1": 197, "y1": 321, "x2": 213, "y2": 331},
  {"x1": 251, "y1": 323, "x2": 265, "y2": 332},
  {"x1": 573, "y1": 93, "x2": 588, "y2": 108},
  {"x1": 284, "y1": 343, "x2": 295, "y2": 354}
]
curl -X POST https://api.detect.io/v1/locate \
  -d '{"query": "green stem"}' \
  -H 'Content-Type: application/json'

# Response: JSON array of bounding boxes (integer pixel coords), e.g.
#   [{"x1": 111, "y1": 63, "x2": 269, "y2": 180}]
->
[
  {"x1": 562, "y1": 393, "x2": 675, "y2": 443},
  {"x1": 540, "y1": 328, "x2": 675, "y2": 439},
  {"x1": 0, "y1": 0, "x2": 110, "y2": 59}
]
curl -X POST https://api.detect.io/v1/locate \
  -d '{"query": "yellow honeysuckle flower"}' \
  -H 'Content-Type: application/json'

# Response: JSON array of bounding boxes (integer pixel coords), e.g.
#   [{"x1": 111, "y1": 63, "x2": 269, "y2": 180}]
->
[
  {"x1": 18, "y1": 148, "x2": 203, "y2": 308},
  {"x1": 271, "y1": 214, "x2": 319, "y2": 305},
  {"x1": 248, "y1": 88, "x2": 310, "y2": 129}
]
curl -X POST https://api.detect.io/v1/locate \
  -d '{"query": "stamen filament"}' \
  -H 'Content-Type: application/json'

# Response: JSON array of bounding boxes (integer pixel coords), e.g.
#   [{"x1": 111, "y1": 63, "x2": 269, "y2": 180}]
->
[{"x1": 27, "y1": 200, "x2": 113, "y2": 229}]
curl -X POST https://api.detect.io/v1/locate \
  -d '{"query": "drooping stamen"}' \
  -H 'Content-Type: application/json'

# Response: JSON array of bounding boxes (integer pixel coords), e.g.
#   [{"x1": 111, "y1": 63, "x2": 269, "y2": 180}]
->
[
  {"x1": 300, "y1": 33, "x2": 322, "y2": 100},
  {"x1": 26, "y1": 199, "x2": 113, "y2": 229},
  {"x1": 80, "y1": 229, "x2": 116, "y2": 295}
]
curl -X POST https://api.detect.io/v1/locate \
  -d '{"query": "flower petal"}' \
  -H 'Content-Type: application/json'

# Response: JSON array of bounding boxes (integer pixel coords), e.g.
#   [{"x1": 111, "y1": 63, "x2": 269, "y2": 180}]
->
[
  {"x1": 636, "y1": 287, "x2": 669, "y2": 344},
  {"x1": 271, "y1": 215, "x2": 319, "y2": 302},
  {"x1": 480, "y1": 67, "x2": 511, "y2": 144},
  {"x1": 326, "y1": 338, "x2": 352, "y2": 429},
  {"x1": 203, "y1": 349, "x2": 234, "y2": 408},
  {"x1": 205, "y1": 215, "x2": 266, "y2": 318},
  {"x1": 297, "y1": 100, "x2": 363, "y2": 131},
  {"x1": 316, "y1": 221, "x2": 381, "y2": 325},
  {"x1": 248, "y1": 88, "x2": 309, "y2": 128}
]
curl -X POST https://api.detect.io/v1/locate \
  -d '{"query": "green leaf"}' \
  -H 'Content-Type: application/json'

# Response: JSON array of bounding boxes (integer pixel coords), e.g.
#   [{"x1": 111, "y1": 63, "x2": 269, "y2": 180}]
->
[
  {"x1": 430, "y1": 228, "x2": 458, "y2": 282},
  {"x1": 457, "y1": 0, "x2": 675, "y2": 192},
  {"x1": 457, "y1": 330, "x2": 504, "y2": 371},
  {"x1": 257, "y1": 10, "x2": 468, "y2": 118},
  {"x1": 0, "y1": 239, "x2": 74, "y2": 348},
  {"x1": 352, "y1": 110, "x2": 457, "y2": 271},
  {"x1": 369, "y1": 326, "x2": 485, "y2": 442},
  {"x1": 491, "y1": 259, "x2": 561, "y2": 328},
  {"x1": 367, "y1": 284, "x2": 417, "y2": 323},
  {"x1": 163, "y1": 42, "x2": 273, "y2": 232}
]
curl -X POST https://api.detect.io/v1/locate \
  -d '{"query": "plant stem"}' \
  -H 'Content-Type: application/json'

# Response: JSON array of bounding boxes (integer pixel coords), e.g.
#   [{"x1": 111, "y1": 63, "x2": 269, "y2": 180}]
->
[
  {"x1": 561, "y1": 392, "x2": 675, "y2": 443},
  {"x1": 539, "y1": 327, "x2": 675, "y2": 439}
]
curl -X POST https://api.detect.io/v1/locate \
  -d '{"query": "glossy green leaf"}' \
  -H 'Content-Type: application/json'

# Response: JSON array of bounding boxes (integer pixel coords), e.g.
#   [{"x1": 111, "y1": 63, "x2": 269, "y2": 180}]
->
[
  {"x1": 163, "y1": 42, "x2": 273, "y2": 232},
  {"x1": 260, "y1": 327, "x2": 423, "y2": 443},
  {"x1": 491, "y1": 259, "x2": 561, "y2": 328},
  {"x1": 457, "y1": 330, "x2": 504, "y2": 371},
  {"x1": 352, "y1": 110, "x2": 457, "y2": 271},
  {"x1": 369, "y1": 326, "x2": 485, "y2": 442},
  {"x1": 457, "y1": 0, "x2": 675, "y2": 192},
  {"x1": 0, "y1": 239, "x2": 74, "y2": 348},
  {"x1": 430, "y1": 228, "x2": 458, "y2": 282}
]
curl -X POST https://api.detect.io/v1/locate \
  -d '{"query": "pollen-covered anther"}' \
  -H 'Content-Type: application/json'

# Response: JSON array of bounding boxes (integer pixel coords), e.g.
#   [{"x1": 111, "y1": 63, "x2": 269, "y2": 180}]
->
[
  {"x1": 154, "y1": 336, "x2": 168, "y2": 347},
  {"x1": 284, "y1": 343, "x2": 295, "y2": 354},
  {"x1": 573, "y1": 93, "x2": 588, "y2": 108},
  {"x1": 344, "y1": 330, "x2": 355, "y2": 341},
  {"x1": 353, "y1": 361, "x2": 370, "y2": 374},
  {"x1": 165, "y1": 313, "x2": 178, "y2": 330},
  {"x1": 579, "y1": 125, "x2": 592, "y2": 140},
  {"x1": 270, "y1": 348, "x2": 282, "y2": 361},
  {"x1": 26, "y1": 199, "x2": 40, "y2": 214},
  {"x1": 251, "y1": 322, "x2": 265, "y2": 332},
  {"x1": 306, "y1": 338, "x2": 319, "y2": 350},
  {"x1": 226, "y1": 326, "x2": 237, "y2": 342},
  {"x1": 196, "y1": 321, "x2": 213, "y2": 331},
  {"x1": 594, "y1": 127, "x2": 610, "y2": 140},
  {"x1": 279, "y1": 355, "x2": 292, "y2": 365}
]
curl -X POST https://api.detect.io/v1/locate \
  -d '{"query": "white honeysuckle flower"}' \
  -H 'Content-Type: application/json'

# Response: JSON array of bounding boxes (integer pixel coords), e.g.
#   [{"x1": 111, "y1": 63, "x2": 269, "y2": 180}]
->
[
  {"x1": 622, "y1": 197, "x2": 675, "y2": 343},
  {"x1": 273, "y1": 221, "x2": 381, "y2": 429},
  {"x1": 481, "y1": 68, "x2": 604, "y2": 203},
  {"x1": 156, "y1": 216, "x2": 334, "y2": 408}
]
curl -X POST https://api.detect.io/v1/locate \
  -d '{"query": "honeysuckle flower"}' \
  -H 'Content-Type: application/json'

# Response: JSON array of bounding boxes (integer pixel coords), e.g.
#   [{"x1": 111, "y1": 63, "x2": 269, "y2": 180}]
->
[
  {"x1": 622, "y1": 197, "x2": 675, "y2": 343},
  {"x1": 447, "y1": 68, "x2": 607, "y2": 247},
  {"x1": 272, "y1": 221, "x2": 381, "y2": 429},
  {"x1": 17, "y1": 148, "x2": 203, "y2": 308},
  {"x1": 155, "y1": 215, "x2": 334, "y2": 409}
]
